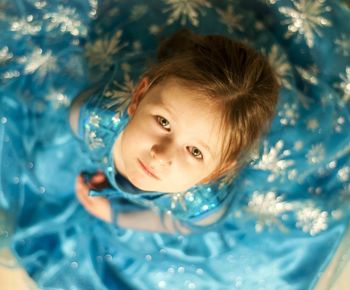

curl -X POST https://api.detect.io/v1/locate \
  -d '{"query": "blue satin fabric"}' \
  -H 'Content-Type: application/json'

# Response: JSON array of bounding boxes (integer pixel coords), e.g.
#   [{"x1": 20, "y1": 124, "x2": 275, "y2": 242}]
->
[{"x1": 1, "y1": 1, "x2": 350, "y2": 289}]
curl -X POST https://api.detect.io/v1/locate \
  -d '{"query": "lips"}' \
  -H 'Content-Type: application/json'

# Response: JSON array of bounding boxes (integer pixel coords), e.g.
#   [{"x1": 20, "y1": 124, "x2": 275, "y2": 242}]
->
[{"x1": 138, "y1": 159, "x2": 160, "y2": 180}]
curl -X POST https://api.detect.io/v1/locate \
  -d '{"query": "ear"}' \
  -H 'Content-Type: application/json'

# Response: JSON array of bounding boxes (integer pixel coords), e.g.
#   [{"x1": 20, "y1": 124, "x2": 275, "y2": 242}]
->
[{"x1": 127, "y1": 77, "x2": 150, "y2": 116}]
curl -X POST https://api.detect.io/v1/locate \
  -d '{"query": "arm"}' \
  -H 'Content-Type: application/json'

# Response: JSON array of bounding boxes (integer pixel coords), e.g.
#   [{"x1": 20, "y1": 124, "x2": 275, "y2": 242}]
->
[{"x1": 76, "y1": 174, "x2": 225, "y2": 234}]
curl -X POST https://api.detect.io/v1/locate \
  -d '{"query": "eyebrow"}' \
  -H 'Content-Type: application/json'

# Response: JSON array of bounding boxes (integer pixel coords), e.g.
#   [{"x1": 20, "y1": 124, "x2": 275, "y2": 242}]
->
[{"x1": 159, "y1": 99, "x2": 215, "y2": 159}]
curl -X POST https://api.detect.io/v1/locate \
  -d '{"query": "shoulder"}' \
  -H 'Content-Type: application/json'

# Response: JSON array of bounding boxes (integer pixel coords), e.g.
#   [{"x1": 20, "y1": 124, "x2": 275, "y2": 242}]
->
[{"x1": 69, "y1": 87, "x2": 97, "y2": 136}]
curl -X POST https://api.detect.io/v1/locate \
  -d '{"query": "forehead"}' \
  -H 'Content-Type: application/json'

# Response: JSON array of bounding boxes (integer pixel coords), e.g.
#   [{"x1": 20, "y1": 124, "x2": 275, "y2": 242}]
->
[{"x1": 144, "y1": 78, "x2": 225, "y2": 156}]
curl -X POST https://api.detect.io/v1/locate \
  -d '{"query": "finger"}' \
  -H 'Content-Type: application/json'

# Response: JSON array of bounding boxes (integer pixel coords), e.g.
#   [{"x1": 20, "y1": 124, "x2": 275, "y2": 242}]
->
[{"x1": 90, "y1": 172, "x2": 107, "y2": 184}]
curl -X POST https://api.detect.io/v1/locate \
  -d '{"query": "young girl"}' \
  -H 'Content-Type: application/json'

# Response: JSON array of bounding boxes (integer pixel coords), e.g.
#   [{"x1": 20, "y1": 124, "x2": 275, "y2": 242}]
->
[
  {"x1": 71, "y1": 28, "x2": 279, "y2": 234},
  {"x1": 1, "y1": 1, "x2": 349, "y2": 290}
]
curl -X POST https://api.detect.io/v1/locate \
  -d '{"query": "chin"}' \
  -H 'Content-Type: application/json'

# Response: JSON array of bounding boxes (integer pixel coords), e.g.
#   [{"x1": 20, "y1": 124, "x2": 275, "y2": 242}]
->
[{"x1": 128, "y1": 175, "x2": 157, "y2": 192}]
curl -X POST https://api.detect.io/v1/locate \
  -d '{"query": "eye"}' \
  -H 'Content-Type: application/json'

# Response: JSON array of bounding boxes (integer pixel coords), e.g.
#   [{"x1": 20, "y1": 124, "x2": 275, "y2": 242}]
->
[
  {"x1": 156, "y1": 116, "x2": 170, "y2": 131},
  {"x1": 187, "y1": 146, "x2": 203, "y2": 160}
]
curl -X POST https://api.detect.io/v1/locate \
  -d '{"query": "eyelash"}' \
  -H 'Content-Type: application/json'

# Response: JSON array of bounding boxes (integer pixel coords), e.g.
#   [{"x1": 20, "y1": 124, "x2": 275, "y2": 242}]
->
[{"x1": 156, "y1": 116, "x2": 204, "y2": 160}]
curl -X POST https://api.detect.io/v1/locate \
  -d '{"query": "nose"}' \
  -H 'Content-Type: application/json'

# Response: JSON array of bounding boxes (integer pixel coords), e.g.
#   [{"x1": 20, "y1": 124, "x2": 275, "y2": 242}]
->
[{"x1": 150, "y1": 140, "x2": 174, "y2": 166}]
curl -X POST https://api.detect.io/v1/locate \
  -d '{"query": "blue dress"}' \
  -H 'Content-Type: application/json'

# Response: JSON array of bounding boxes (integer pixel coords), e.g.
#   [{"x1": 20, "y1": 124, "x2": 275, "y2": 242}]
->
[{"x1": 1, "y1": 0, "x2": 350, "y2": 289}]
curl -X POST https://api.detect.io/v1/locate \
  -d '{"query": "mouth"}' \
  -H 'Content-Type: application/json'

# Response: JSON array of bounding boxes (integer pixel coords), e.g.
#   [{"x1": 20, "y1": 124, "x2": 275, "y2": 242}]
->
[{"x1": 138, "y1": 159, "x2": 160, "y2": 180}]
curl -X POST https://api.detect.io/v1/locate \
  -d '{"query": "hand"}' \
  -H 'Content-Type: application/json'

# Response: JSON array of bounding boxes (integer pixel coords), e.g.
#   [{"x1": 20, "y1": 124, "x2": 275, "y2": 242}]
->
[{"x1": 75, "y1": 172, "x2": 112, "y2": 223}]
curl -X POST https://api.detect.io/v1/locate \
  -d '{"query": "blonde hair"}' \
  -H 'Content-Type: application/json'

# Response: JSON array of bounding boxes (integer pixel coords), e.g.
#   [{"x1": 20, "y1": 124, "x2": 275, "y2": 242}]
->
[{"x1": 141, "y1": 28, "x2": 279, "y2": 183}]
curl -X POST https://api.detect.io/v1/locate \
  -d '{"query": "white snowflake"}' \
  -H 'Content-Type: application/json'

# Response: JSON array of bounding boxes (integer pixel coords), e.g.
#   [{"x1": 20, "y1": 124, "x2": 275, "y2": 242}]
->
[
  {"x1": 103, "y1": 72, "x2": 135, "y2": 114},
  {"x1": 149, "y1": 24, "x2": 162, "y2": 35},
  {"x1": 335, "y1": 34, "x2": 350, "y2": 56},
  {"x1": 279, "y1": 0, "x2": 332, "y2": 48},
  {"x1": 33, "y1": 1, "x2": 47, "y2": 9},
  {"x1": 129, "y1": 4, "x2": 149, "y2": 21},
  {"x1": 163, "y1": 0, "x2": 211, "y2": 26},
  {"x1": 253, "y1": 140, "x2": 295, "y2": 182},
  {"x1": 10, "y1": 17, "x2": 41, "y2": 36},
  {"x1": 267, "y1": 45, "x2": 293, "y2": 89},
  {"x1": 278, "y1": 102, "x2": 299, "y2": 126},
  {"x1": 333, "y1": 116, "x2": 344, "y2": 133},
  {"x1": 0, "y1": 47, "x2": 13, "y2": 65},
  {"x1": 306, "y1": 118, "x2": 319, "y2": 131},
  {"x1": 295, "y1": 65, "x2": 319, "y2": 85},
  {"x1": 337, "y1": 67, "x2": 350, "y2": 103},
  {"x1": 296, "y1": 206, "x2": 328, "y2": 236},
  {"x1": 85, "y1": 30, "x2": 128, "y2": 75},
  {"x1": 337, "y1": 166, "x2": 350, "y2": 182},
  {"x1": 294, "y1": 140, "x2": 304, "y2": 151},
  {"x1": 247, "y1": 191, "x2": 293, "y2": 232},
  {"x1": 18, "y1": 48, "x2": 58, "y2": 81},
  {"x1": 216, "y1": 4, "x2": 244, "y2": 33},
  {"x1": 45, "y1": 90, "x2": 70, "y2": 109},
  {"x1": 306, "y1": 143, "x2": 325, "y2": 164},
  {"x1": 88, "y1": 0, "x2": 98, "y2": 18},
  {"x1": 43, "y1": 5, "x2": 87, "y2": 36}
]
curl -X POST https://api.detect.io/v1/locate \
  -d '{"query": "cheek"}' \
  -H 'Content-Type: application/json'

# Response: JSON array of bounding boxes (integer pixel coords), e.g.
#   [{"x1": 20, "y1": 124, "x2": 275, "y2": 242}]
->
[{"x1": 121, "y1": 120, "x2": 152, "y2": 154}]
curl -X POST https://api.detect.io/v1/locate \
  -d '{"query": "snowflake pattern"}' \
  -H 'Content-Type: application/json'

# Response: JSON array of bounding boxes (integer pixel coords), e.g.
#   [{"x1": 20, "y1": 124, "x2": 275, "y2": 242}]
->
[
  {"x1": 10, "y1": 17, "x2": 41, "y2": 36},
  {"x1": 295, "y1": 65, "x2": 319, "y2": 85},
  {"x1": 266, "y1": 44, "x2": 293, "y2": 89},
  {"x1": 18, "y1": 48, "x2": 58, "y2": 81},
  {"x1": 129, "y1": 4, "x2": 149, "y2": 21},
  {"x1": 296, "y1": 206, "x2": 328, "y2": 236},
  {"x1": 163, "y1": 0, "x2": 211, "y2": 26},
  {"x1": 253, "y1": 140, "x2": 295, "y2": 182},
  {"x1": 335, "y1": 34, "x2": 350, "y2": 56},
  {"x1": 85, "y1": 30, "x2": 128, "y2": 75},
  {"x1": 88, "y1": 0, "x2": 98, "y2": 18},
  {"x1": 45, "y1": 90, "x2": 70, "y2": 109},
  {"x1": 216, "y1": 4, "x2": 244, "y2": 33},
  {"x1": 337, "y1": 67, "x2": 350, "y2": 103},
  {"x1": 306, "y1": 143, "x2": 325, "y2": 164},
  {"x1": 278, "y1": 102, "x2": 299, "y2": 126},
  {"x1": 279, "y1": 0, "x2": 332, "y2": 47},
  {"x1": 247, "y1": 191, "x2": 293, "y2": 232},
  {"x1": 306, "y1": 118, "x2": 319, "y2": 131},
  {"x1": 103, "y1": 70, "x2": 135, "y2": 114},
  {"x1": 246, "y1": 191, "x2": 330, "y2": 236},
  {"x1": 337, "y1": 166, "x2": 350, "y2": 182},
  {"x1": 43, "y1": 5, "x2": 87, "y2": 36},
  {"x1": 0, "y1": 47, "x2": 13, "y2": 65}
]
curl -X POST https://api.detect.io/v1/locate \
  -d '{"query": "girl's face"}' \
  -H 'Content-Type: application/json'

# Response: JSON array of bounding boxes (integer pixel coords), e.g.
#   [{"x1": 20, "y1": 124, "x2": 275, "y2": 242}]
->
[{"x1": 113, "y1": 77, "x2": 225, "y2": 193}]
